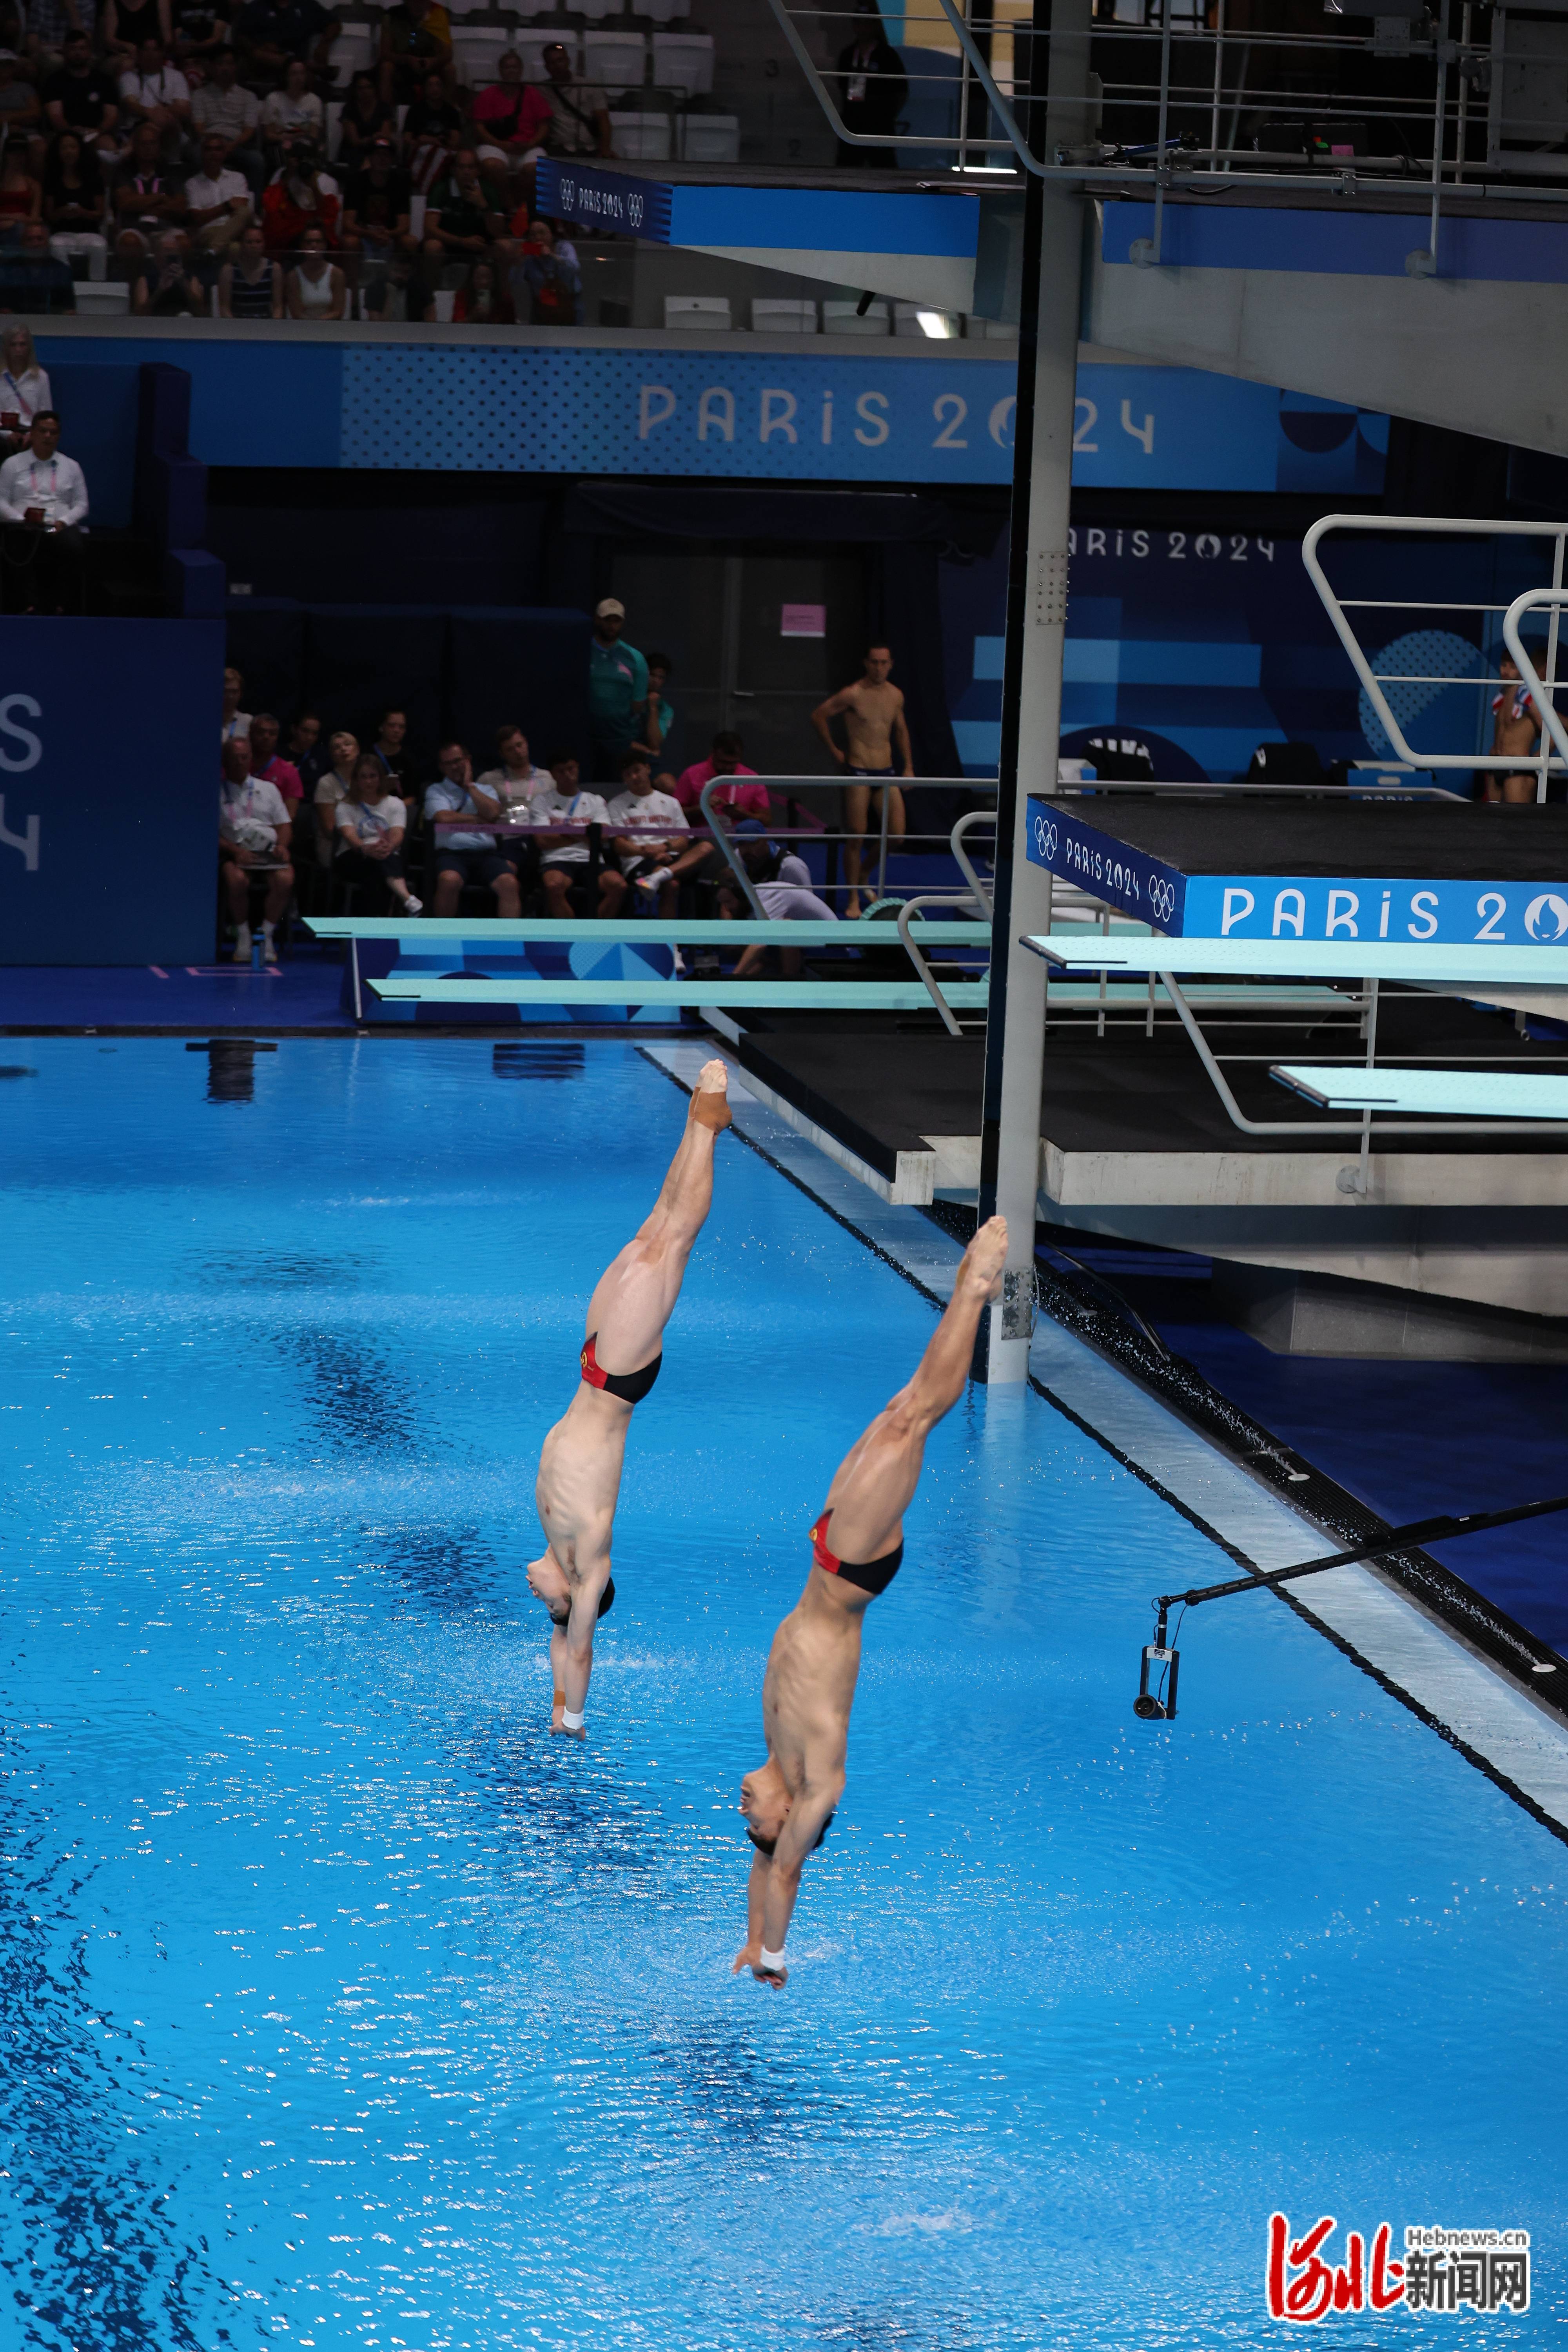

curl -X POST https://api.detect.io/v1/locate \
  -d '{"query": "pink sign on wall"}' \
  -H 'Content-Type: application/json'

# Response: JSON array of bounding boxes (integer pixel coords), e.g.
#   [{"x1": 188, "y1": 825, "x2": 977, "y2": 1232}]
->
[{"x1": 780, "y1": 603, "x2": 826, "y2": 638}]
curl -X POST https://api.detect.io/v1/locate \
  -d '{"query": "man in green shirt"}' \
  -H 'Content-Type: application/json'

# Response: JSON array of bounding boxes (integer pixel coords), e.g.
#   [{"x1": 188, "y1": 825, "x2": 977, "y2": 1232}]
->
[{"x1": 588, "y1": 597, "x2": 649, "y2": 783}]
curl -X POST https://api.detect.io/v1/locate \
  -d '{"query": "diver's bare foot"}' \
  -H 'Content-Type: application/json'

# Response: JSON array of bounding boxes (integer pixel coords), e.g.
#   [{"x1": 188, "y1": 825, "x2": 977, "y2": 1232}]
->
[
  {"x1": 690, "y1": 1057, "x2": 731, "y2": 1131},
  {"x1": 959, "y1": 1214, "x2": 1008, "y2": 1302},
  {"x1": 551, "y1": 1721, "x2": 586, "y2": 1739}
]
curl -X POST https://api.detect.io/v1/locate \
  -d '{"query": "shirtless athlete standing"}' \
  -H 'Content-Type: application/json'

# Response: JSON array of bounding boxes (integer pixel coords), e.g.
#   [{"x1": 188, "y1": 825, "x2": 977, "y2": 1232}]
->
[
  {"x1": 811, "y1": 643, "x2": 914, "y2": 919},
  {"x1": 733, "y1": 1213, "x2": 1008, "y2": 1987},
  {"x1": 528, "y1": 1058, "x2": 731, "y2": 1736},
  {"x1": 1486, "y1": 653, "x2": 1544, "y2": 805}
]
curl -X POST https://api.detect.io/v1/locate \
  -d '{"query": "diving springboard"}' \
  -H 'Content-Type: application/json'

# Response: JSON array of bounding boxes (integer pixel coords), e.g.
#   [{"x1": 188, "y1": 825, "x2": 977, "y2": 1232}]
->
[
  {"x1": 1272, "y1": 1066, "x2": 1568, "y2": 1119},
  {"x1": 369, "y1": 978, "x2": 991, "y2": 1011},
  {"x1": 306, "y1": 918, "x2": 991, "y2": 948},
  {"x1": 1021, "y1": 935, "x2": 1568, "y2": 986}
]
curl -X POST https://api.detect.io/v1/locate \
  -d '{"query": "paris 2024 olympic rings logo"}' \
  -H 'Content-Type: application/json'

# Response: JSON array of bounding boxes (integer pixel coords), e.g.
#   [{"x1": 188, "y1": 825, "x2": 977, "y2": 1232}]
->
[
  {"x1": 1148, "y1": 876, "x2": 1176, "y2": 926},
  {"x1": 1033, "y1": 812, "x2": 1058, "y2": 864}
]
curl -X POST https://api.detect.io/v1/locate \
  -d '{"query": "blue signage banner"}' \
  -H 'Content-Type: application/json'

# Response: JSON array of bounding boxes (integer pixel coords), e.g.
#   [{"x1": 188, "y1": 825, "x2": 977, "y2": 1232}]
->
[
  {"x1": 0, "y1": 617, "x2": 222, "y2": 964},
  {"x1": 1025, "y1": 800, "x2": 1568, "y2": 946},
  {"x1": 1025, "y1": 799, "x2": 1186, "y2": 928}
]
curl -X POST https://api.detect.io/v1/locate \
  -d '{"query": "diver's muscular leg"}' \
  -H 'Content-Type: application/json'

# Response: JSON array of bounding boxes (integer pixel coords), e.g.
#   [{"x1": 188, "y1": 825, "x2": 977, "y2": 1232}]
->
[
  {"x1": 585, "y1": 1059, "x2": 729, "y2": 1371},
  {"x1": 823, "y1": 1216, "x2": 1008, "y2": 1559}
]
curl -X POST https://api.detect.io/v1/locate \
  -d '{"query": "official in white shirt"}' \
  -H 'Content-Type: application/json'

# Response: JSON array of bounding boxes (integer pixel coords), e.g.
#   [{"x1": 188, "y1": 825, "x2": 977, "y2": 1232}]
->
[
  {"x1": 0, "y1": 410, "x2": 88, "y2": 612},
  {"x1": 219, "y1": 735, "x2": 294, "y2": 965},
  {"x1": 529, "y1": 750, "x2": 626, "y2": 918},
  {"x1": 0, "y1": 324, "x2": 50, "y2": 459},
  {"x1": 423, "y1": 739, "x2": 522, "y2": 920}
]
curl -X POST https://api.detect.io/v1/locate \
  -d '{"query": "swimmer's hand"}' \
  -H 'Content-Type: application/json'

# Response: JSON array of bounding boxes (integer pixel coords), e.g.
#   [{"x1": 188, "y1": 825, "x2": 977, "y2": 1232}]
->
[{"x1": 732, "y1": 1942, "x2": 787, "y2": 1989}]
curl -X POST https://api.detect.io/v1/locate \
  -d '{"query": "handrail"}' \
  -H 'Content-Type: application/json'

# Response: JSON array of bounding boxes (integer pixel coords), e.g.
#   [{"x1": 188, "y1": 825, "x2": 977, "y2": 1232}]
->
[
  {"x1": 1503, "y1": 588, "x2": 1568, "y2": 800},
  {"x1": 896, "y1": 893, "x2": 978, "y2": 1037},
  {"x1": 1302, "y1": 514, "x2": 1568, "y2": 788},
  {"x1": 697, "y1": 777, "x2": 766, "y2": 919},
  {"x1": 951, "y1": 809, "x2": 996, "y2": 918}
]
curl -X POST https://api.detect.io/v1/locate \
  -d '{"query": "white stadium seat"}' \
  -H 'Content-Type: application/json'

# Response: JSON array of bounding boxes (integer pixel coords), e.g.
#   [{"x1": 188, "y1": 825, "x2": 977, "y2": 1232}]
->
[
  {"x1": 651, "y1": 31, "x2": 714, "y2": 97},
  {"x1": 677, "y1": 112, "x2": 739, "y2": 162},
  {"x1": 665, "y1": 295, "x2": 731, "y2": 331},
  {"x1": 583, "y1": 30, "x2": 648, "y2": 94},
  {"x1": 823, "y1": 298, "x2": 893, "y2": 336},
  {"x1": 752, "y1": 298, "x2": 817, "y2": 332},
  {"x1": 611, "y1": 111, "x2": 671, "y2": 159}
]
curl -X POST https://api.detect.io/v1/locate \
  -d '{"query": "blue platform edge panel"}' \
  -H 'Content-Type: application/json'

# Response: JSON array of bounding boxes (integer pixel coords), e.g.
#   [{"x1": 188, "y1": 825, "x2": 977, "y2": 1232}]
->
[
  {"x1": 347, "y1": 934, "x2": 677, "y2": 1024},
  {"x1": 1102, "y1": 198, "x2": 1568, "y2": 282},
  {"x1": 1025, "y1": 800, "x2": 1568, "y2": 945},
  {"x1": 534, "y1": 162, "x2": 981, "y2": 258},
  {"x1": 0, "y1": 617, "x2": 223, "y2": 964}
]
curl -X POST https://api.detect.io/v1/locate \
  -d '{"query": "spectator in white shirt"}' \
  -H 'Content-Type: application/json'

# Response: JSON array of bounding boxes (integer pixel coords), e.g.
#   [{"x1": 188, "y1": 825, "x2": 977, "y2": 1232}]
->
[
  {"x1": 424, "y1": 737, "x2": 521, "y2": 919},
  {"x1": 530, "y1": 749, "x2": 625, "y2": 918},
  {"x1": 185, "y1": 127, "x2": 250, "y2": 250},
  {"x1": 606, "y1": 751, "x2": 688, "y2": 920},
  {"x1": 260, "y1": 56, "x2": 321, "y2": 161},
  {"x1": 0, "y1": 323, "x2": 49, "y2": 459},
  {"x1": 476, "y1": 721, "x2": 551, "y2": 815},
  {"x1": 0, "y1": 410, "x2": 87, "y2": 612},
  {"x1": 334, "y1": 750, "x2": 422, "y2": 914},
  {"x1": 118, "y1": 34, "x2": 190, "y2": 154},
  {"x1": 311, "y1": 726, "x2": 357, "y2": 864},
  {"x1": 219, "y1": 733, "x2": 293, "y2": 964},
  {"x1": 220, "y1": 663, "x2": 250, "y2": 743}
]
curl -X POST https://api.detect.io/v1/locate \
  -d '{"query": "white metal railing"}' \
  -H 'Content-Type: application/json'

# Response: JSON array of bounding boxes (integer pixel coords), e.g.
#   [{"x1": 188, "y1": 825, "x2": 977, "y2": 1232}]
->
[
  {"x1": 1303, "y1": 514, "x2": 1568, "y2": 802},
  {"x1": 767, "y1": 0, "x2": 1568, "y2": 253}
]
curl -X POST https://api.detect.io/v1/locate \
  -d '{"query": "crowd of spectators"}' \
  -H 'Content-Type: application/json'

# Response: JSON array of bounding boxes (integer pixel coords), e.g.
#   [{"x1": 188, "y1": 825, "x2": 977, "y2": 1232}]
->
[
  {"x1": 0, "y1": 1, "x2": 618, "y2": 319},
  {"x1": 213, "y1": 616, "x2": 829, "y2": 969}
]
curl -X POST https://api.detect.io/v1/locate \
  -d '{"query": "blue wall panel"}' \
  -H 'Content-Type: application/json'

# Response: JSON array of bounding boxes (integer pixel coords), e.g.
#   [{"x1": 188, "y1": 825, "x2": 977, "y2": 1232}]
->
[
  {"x1": 29, "y1": 334, "x2": 1386, "y2": 493},
  {"x1": 0, "y1": 615, "x2": 222, "y2": 963}
]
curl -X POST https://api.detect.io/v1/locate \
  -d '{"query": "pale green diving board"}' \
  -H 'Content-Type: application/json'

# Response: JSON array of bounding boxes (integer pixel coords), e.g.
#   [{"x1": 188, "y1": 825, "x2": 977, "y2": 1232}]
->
[
  {"x1": 369, "y1": 977, "x2": 991, "y2": 1010},
  {"x1": 306, "y1": 916, "x2": 992, "y2": 948},
  {"x1": 1272, "y1": 1065, "x2": 1568, "y2": 1119}
]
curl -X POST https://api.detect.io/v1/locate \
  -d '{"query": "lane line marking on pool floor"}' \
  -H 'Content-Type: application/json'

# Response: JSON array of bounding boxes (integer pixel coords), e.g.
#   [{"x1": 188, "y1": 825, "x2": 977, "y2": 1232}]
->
[{"x1": 642, "y1": 1041, "x2": 1568, "y2": 1843}]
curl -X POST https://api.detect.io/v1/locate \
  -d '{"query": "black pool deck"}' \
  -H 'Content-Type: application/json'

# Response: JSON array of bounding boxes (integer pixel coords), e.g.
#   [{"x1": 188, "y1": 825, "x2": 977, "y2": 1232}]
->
[
  {"x1": 1038, "y1": 800, "x2": 1568, "y2": 880},
  {"x1": 730, "y1": 992, "x2": 1568, "y2": 1183}
]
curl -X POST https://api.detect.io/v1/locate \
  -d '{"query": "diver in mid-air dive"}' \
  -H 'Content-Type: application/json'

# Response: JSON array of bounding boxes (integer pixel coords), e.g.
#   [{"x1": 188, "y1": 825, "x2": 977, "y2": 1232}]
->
[
  {"x1": 733, "y1": 1215, "x2": 1008, "y2": 1988},
  {"x1": 528, "y1": 1060, "x2": 731, "y2": 1737}
]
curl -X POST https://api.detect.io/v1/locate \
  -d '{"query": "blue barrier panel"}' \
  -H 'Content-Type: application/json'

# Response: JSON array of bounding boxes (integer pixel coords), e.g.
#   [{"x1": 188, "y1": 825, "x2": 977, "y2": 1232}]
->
[{"x1": 0, "y1": 616, "x2": 223, "y2": 964}]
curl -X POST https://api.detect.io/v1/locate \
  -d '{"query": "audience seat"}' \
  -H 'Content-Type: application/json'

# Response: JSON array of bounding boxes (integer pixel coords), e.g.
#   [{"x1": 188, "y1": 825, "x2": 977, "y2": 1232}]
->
[
  {"x1": 676, "y1": 111, "x2": 739, "y2": 161},
  {"x1": 584, "y1": 28, "x2": 647, "y2": 94},
  {"x1": 752, "y1": 296, "x2": 816, "y2": 332},
  {"x1": 73, "y1": 279, "x2": 129, "y2": 315},
  {"x1": 451, "y1": 27, "x2": 511, "y2": 85},
  {"x1": 822, "y1": 297, "x2": 892, "y2": 335},
  {"x1": 610, "y1": 111, "x2": 671, "y2": 159},
  {"x1": 641, "y1": 0, "x2": 691, "y2": 18},
  {"x1": 325, "y1": 97, "x2": 343, "y2": 158},
  {"x1": 327, "y1": 27, "x2": 376, "y2": 78},
  {"x1": 664, "y1": 294, "x2": 730, "y2": 330},
  {"x1": 651, "y1": 32, "x2": 714, "y2": 97}
]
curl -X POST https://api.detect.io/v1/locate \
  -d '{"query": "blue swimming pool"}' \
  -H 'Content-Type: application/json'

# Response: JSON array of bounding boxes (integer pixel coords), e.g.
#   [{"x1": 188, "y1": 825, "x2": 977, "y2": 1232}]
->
[{"x1": 1, "y1": 1038, "x2": 1563, "y2": 2350}]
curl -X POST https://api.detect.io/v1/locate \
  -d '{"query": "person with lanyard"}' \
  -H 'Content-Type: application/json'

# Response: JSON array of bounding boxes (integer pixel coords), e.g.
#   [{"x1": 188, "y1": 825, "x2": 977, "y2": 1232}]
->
[
  {"x1": 219, "y1": 733, "x2": 293, "y2": 964},
  {"x1": 0, "y1": 408, "x2": 86, "y2": 613},
  {"x1": 0, "y1": 322, "x2": 49, "y2": 460},
  {"x1": 734, "y1": 1216, "x2": 1007, "y2": 1989},
  {"x1": 538, "y1": 40, "x2": 612, "y2": 160},
  {"x1": 220, "y1": 664, "x2": 250, "y2": 744},
  {"x1": 367, "y1": 705, "x2": 417, "y2": 820},
  {"x1": 833, "y1": 0, "x2": 906, "y2": 169},
  {"x1": 475, "y1": 720, "x2": 549, "y2": 815}
]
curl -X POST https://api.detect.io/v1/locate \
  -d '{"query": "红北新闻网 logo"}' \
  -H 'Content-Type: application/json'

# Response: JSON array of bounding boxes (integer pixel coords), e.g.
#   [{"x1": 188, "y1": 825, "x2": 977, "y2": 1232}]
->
[{"x1": 1267, "y1": 2215, "x2": 1530, "y2": 2323}]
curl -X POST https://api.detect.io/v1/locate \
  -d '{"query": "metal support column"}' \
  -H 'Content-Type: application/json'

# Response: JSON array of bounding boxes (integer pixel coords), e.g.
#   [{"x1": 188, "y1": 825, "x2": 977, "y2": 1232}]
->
[{"x1": 976, "y1": 0, "x2": 1089, "y2": 1385}]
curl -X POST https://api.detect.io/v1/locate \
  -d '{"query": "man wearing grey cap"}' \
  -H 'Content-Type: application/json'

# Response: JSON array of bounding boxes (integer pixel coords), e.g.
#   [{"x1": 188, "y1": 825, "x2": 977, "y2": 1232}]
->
[{"x1": 588, "y1": 595, "x2": 649, "y2": 785}]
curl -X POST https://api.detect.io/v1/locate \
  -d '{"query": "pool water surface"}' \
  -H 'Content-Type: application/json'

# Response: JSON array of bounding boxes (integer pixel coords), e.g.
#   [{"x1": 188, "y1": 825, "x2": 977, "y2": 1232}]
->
[{"x1": 0, "y1": 1037, "x2": 1563, "y2": 2350}]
